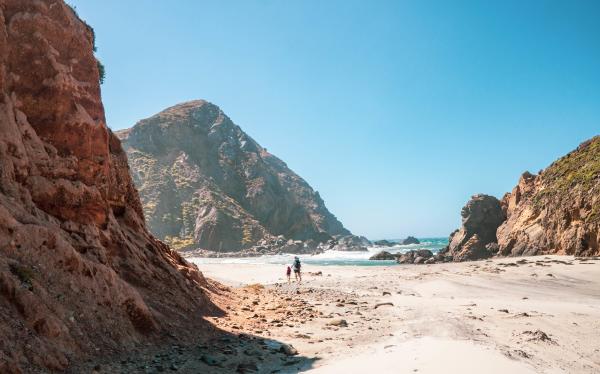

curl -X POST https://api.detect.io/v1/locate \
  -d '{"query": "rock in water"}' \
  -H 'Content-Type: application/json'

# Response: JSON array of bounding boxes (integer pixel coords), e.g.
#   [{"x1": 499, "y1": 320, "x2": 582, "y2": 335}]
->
[
  {"x1": 444, "y1": 194, "x2": 506, "y2": 261},
  {"x1": 373, "y1": 239, "x2": 395, "y2": 247},
  {"x1": 117, "y1": 101, "x2": 350, "y2": 252},
  {"x1": 329, "y1": 235, "x2": 371, "y2": 251},
  {"x1": 370, "y1": 251, "x2": 396, "y2": 260},
  {"x1": 497, "y1": 137, "x2": 600, "y2": 257},
  {"x1": 400, "y1": 236, "x2": 420, "y2": 245},
  {"x1": 0, "y1": 1, "x2": 215, "y2": 372}
]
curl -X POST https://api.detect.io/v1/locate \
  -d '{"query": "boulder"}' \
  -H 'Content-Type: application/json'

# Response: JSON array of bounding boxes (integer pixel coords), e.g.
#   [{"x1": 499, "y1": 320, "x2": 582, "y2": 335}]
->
[
  {"x1": 396, "y1": 249, "x2": 433, "y2": 264},
  {"x1": 400, "y1": 236, "x2": 420, "y2": 245},
  {"x1": 443, "y1": 194, "x2": 506, "y2": 261},
  {"x1": 330, "y1": 235, "x2": 370, "y2": 251},
  {"x1": 373, "y1": 240, "x2": 395, "y2": 247},
  {"x1": 369, "y1": 251, "x2": 397, "y2": 260}
]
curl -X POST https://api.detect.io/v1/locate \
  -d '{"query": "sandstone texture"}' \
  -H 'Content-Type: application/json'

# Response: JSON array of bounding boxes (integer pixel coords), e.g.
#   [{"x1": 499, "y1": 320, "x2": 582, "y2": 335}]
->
[
  {"x1": 0, "y1": 1, "x2": 218, "y2": 372},
  {"x1": 117, "y1": 101, "x2": 350, "y2": 252},
  {"x1": 443, "y1": 136, "x2": 600, "y2": 261},
  {"x1": 443, "y1": 194, "x2": 506, "y2": 261},
  {"x1": 497, "y1": 137, "x2": 600, "y2": 257}
]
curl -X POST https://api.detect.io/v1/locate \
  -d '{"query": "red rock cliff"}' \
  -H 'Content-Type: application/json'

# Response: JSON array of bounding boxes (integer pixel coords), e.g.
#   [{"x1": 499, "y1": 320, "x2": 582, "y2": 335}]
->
[{"x1": 0, "y1": 1, "x2": 218, "y2": 372}]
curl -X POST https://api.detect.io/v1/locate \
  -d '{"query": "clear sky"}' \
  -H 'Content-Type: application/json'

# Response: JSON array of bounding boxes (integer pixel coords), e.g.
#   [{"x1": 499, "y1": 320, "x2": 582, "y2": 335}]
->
[{"x1": 69, "y1": 0, "x2": 599, "y2": 239}]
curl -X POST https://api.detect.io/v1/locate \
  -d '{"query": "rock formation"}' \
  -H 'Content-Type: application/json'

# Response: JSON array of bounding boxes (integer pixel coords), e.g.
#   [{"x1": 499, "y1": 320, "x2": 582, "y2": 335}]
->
[
  {"x1": 397, "y1": 249, "x2": 434, "y2": 264},
  {"x1": 400, "y1": 236, "x2": 420, "y2": 245},
  {"x1": 373, "y1": 239, "x2": 395, "y2": 247},
  {"x1": 0, "y1": 1, "x2": 217, "y2": 371},
  {"x1": 369, "y1": 251, "x2": 396, "y2": 260},
  {"x1": 443, "y1": 136, "x2": 600, "y2": 261},
  {"x1": 442, "y1": 194, "x2": 506, "y2": 261},
  {"x1": 117, "y1": 101, "x2": 350, "y2": 252},
  {"x1": 497, "y1": 137, "x2": 600, "y2": 257}
]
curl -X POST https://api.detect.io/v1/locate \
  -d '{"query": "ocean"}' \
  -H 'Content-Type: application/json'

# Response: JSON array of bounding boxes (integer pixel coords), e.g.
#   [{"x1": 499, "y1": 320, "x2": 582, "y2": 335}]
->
[{"x1": 190, "y1": 237, "x2": 448, "y2": 266}]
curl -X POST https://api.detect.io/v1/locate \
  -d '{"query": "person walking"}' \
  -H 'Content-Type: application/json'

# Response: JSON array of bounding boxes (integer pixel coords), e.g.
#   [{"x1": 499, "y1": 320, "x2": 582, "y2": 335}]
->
[{"x1": 293, "y1": 256, "x2": 302, "y2": 283}]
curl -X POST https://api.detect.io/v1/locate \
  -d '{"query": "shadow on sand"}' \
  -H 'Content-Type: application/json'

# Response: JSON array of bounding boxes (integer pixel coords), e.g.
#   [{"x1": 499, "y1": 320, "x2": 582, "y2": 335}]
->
[{"x1": 70, "y1": 322, "x2": 318, "y2": 374}]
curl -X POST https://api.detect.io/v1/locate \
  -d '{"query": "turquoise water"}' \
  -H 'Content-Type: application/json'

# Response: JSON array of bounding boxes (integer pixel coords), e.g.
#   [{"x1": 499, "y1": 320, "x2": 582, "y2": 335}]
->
[{"x1": 190, "y1": 237, "x2": 448, "y2": 266}]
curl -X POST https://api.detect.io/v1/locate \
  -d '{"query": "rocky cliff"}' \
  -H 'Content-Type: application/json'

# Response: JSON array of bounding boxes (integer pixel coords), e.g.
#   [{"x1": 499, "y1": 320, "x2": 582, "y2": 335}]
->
[
  {"x1": 497, "y1": 136, "x2": 600, "y2": 257},
  {"x1": 117, "y1": 101, "x2": 350, "y2": 252},
  {"x1": 0, "y1": 1, "x2": 217, "y2": 372},
  {"x1": 444, "y1": 136, "x2": 600, "y2": 261}
]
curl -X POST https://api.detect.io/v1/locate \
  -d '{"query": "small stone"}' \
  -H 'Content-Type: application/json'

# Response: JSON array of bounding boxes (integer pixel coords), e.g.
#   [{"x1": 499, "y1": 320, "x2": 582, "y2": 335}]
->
[
  {"x1": 327, "y1": 319, "x2": 348, "y2": 327},
  {"x1": 201, "y1": 355, "x2": 220, "y2": 366},
  {"x1": 279, "y1": 344, "x2": 298, "y2": 356}
]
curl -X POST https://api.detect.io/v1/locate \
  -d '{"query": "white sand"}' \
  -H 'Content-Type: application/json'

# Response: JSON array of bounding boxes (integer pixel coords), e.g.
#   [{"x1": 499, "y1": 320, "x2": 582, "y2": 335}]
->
[{"x1": 192, "y1": 256, "x2": 600, "y2": 373}]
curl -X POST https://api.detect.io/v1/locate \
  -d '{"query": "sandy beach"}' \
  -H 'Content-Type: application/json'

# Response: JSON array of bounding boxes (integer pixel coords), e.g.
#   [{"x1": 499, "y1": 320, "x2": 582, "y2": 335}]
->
[{"x1": 193, "y1": 255, "x2": 600, "y2": 373}]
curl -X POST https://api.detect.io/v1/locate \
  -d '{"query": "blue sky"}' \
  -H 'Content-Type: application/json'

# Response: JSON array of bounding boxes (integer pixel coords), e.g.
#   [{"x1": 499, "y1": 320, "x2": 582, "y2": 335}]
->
[{"x1": 70, "y1": 0, "x2": 599, "y2": 239}]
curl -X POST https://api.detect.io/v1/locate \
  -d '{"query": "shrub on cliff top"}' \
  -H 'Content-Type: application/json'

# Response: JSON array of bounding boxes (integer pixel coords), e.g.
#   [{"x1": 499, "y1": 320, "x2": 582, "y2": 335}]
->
[{"x1": 97, "y1": 59, "x2": 105, "y2": 85}]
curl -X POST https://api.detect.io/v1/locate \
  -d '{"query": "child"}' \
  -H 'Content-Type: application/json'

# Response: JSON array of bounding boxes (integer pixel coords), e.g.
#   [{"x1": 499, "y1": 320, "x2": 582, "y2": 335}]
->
[{"x1": 286, "y1": 265, "x2": 292, "y2": 284}]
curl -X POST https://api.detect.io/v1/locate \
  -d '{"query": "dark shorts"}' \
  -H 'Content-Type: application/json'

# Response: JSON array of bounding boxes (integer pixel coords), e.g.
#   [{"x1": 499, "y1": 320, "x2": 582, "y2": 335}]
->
[{"x1": 293, "y1": 268, "x2": 300, "y2": 273}]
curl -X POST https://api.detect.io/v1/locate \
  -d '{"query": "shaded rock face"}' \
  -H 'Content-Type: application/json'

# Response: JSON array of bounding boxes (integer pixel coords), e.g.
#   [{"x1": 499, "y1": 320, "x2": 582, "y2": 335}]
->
[
  {"x1": 0, "y1": 1, "x2": 216, "y2": 372},
  {"x1": 444, "y1": 194, "x2": 506, "y2": 261},
  {"x1": 497, "y1": 137, "x2": 600, "y2": 257},
  {"x1": 117, "y1": 101, "x2": 350, "y2": 252},
  {"x1": 369, "y1": 251, "x2": 395, "y2": 260}
]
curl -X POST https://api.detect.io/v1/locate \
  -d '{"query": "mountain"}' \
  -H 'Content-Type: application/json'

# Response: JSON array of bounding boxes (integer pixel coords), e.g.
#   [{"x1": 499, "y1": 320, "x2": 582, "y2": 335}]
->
[
  {"x1": 443, "y1": 136, "x2": 600, "y2": 261},
  {"x1": 0, "y1": 1, "x2": 215, "y2": 371},
  {"x1": 116, "y1": 100, "x2": 351, "y2": 252}
]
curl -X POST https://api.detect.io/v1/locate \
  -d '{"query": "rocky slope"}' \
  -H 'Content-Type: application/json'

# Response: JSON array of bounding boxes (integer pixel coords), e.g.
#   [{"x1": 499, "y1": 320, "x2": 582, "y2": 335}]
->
[
  {"x1": 0, "y1": 1, "x2": 220, "y2": 372},
  {"x1": 117, "y1": 101, "x2": 351, "y2": 253},
  {"x1": 443, "y1": 136, "x2": 600, "y2": 261},
  {"x1": 497, "y1": 136, "x2": 600, "y2": 257}
]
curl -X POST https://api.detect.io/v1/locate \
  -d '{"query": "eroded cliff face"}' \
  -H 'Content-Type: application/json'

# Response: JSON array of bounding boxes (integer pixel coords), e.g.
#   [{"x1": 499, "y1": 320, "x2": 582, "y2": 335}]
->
[
  {"x1": 443, "y1": 136, "x2": 599, "y2": 262},
  {"x1": 497, "y1": 137, "x2": 600, "y2": 257},
  {"x1": 117, "y1": 101, "x2": 350, "y2": 252},
  {"x1": 0, "y1": 1, "x2": 217, "y2": 372}
]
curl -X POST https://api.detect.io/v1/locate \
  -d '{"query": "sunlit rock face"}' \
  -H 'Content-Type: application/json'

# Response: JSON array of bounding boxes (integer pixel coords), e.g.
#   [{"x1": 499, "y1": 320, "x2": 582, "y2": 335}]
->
[
  {"x1": 443, "y1": 136, "x2": 600, "y2": 262},
  {"x1": 0, "y1": 1, "x2": 215, "y2": 371},
  {"x1": 118, "y1": 100, "x2": 350, "y2": 252},
  {"x1": 497, "y1": 137, "x2": 600, "y2": 257}
]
